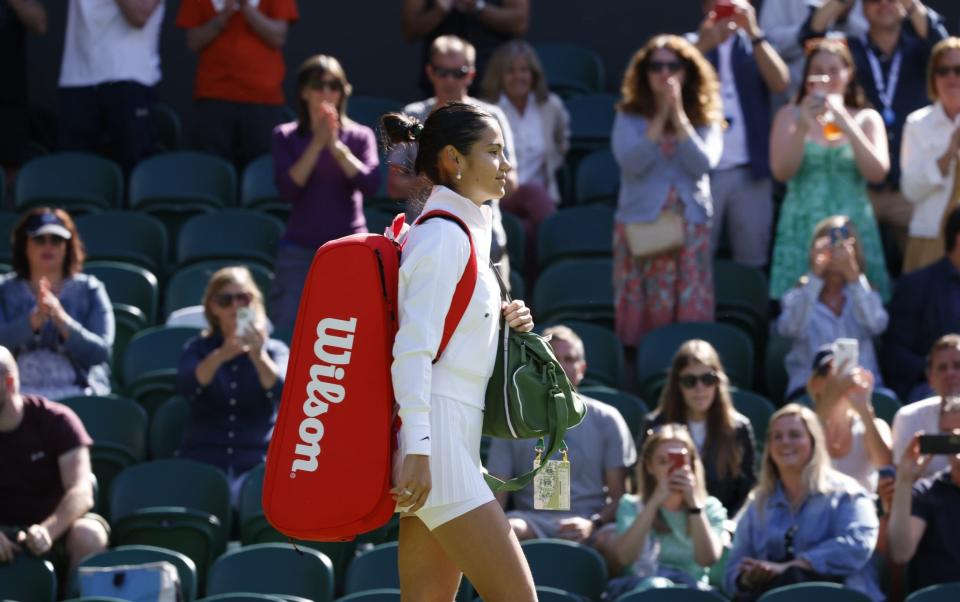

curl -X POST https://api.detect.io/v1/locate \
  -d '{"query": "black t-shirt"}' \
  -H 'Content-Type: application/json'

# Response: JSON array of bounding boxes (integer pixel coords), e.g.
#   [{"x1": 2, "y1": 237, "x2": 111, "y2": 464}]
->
[
  {"x1": 0, "y1": 395, "x2": 93, "y2": 527},
  {"x1": 0, "y1": 0, "x2": 28, "y2": 106},
  {"x1": 910, "y1": 470, "x2": 960, "y2": 589}
]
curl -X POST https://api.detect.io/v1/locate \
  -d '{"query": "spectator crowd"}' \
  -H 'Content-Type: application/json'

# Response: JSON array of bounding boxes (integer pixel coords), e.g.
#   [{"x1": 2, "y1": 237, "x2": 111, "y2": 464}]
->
[{"x1": 3, "y1": 0, "x2": 960, "y2": 600}]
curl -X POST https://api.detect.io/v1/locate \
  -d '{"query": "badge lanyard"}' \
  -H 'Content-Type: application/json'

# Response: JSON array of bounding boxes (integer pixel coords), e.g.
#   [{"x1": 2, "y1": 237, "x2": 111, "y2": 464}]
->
[{"x1": 865, "y1": 47, "x2": 902, "y2": 127}]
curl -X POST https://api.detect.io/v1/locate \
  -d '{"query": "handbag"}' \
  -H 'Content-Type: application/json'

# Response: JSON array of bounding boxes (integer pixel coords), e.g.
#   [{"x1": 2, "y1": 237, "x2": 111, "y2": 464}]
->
[
  {"x1": 624, "y1": 210, "x2": 684, "y2": 260},
  {"x1": 482, "y1": 263, "x2": 587, "y2": 492}
]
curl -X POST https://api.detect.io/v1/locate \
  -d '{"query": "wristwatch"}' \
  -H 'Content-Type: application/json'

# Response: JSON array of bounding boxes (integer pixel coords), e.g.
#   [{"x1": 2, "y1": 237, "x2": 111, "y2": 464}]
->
[
  {"x1": 751, "y1": 34, "x2": 768, "y2": 46},
  {"x1": 686, "y1": 505, "x2": 704, "y2": 515}
]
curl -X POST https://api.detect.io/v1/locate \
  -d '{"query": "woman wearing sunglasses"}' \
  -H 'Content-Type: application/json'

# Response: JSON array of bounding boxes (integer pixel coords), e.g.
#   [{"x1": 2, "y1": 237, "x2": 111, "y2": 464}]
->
[
  {"x1": 175, "y1": 266, "x2": 289, "y2": 503},
  {"x1": 642, "y1": 340, "x2": 757, "y2": 516},
  {"x1": 725, "y1": 404, "x2": 881, "y2": 602},
  {"x1": 901, "y1": 37, "x2": 960, "y2": 272},
  {"x1": 270, "y1": 54, "x2": 381, "y2": 337},
  {"x1": 769, "y1": 38, "x2": 891, "y2": 302},
  {"x1": 0, "y1": 208, "x2": 113, "y2": 399},
  {"x1": 604, "y1": 424, "x2": 726, "y2": 597},
  {"x1": 611, "y1": 35, "x2": 723, "y2": 348},
  {"x1": 778, "y1": 215, "x2": 890, "y2": 402}
]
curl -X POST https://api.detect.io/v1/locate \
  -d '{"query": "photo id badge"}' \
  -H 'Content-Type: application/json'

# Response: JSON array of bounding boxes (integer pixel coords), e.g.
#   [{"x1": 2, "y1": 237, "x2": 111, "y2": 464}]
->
[{"x1": 533, "y1": 455, "x2": 571, "y2": 511}]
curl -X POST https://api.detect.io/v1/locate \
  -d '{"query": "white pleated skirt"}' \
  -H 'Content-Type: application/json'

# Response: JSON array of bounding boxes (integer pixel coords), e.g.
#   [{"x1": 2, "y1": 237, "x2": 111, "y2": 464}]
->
[{"x1": 393, "y1": 388, "x2": 494, "y2": 530}]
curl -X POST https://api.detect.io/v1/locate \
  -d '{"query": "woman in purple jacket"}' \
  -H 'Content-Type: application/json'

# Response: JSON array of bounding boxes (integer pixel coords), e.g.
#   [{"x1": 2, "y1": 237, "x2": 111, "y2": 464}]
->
[{"x1": 270, "y1": 54, "x2": 381, "y2": 335}]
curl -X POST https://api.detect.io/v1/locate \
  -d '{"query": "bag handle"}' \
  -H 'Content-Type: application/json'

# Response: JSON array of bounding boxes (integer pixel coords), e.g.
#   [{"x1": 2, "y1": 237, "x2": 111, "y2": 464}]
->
[{"x1": 415, "y1": 210, "x2": 477, "y2": 362}]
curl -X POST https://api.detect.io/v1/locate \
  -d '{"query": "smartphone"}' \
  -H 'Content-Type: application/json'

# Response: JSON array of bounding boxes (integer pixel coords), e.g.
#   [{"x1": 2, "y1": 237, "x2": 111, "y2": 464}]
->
[
  {"x1": 829, "y1": 225, "x2": 851, "y2": 247},
  {"x1": 918, "y1": 434, "x2": 960, "y2": 455},
  {"x1": 667, "y1": 449, "x2": 688, "y2": 473},
  {"x1": 832, "y1": 338, "x2": 859, "y2": 375},
  {"x1": 714, "y1": 0, "x2": 736, "y2": 19},
  {"x1": 236, "y1": 307, "x2": 253, "y2": 337}
]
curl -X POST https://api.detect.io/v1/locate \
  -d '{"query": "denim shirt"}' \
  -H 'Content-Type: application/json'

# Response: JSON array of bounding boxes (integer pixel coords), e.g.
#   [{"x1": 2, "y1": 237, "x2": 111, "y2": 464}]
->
[
  {"x1": 0, "y1": 273, "x2": 114, "y2": 395},
  {"x1": 611, "y1": 112, "x2": 723, "y2": 226},
  {"x1": 176, "y1": 332, "x2": 288, "y2": 476},
  {"x1": 725, "y1": 471, "x2": 881, "y2": 601}
]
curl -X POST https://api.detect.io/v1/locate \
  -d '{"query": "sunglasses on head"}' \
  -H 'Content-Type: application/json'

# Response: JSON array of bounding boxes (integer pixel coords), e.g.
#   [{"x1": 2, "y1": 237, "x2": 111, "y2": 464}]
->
[
  {"x1": 312, "y1": 79, "x2": 343, "y2": 92},
  {"x1": 214, "y1": 292, "x2": 253, "y2": 308},
  {"x1": 31, "y1": 234, "x2": 66, "y2": 246},
  {"x1": 678, "y1": 372, "x2": 720, "y2": 389},
  {"x1": 936, "y1": 65, "x2": 960, "y2": 78},
  {"x1": 648, "y1": 60, "x2": 684, "y2": 74},
  {"x1": 431, "y1": 65, "x2": 471, "y2": 79}
]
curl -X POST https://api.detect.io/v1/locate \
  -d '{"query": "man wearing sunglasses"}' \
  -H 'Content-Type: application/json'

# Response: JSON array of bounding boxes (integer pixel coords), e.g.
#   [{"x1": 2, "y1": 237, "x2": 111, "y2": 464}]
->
[
  {"x1": 803, "y1": 0, "x2": 948, "y2": 267},
  {"x1": 691, "y1": 0, "x2": 790, "y2": 270}
]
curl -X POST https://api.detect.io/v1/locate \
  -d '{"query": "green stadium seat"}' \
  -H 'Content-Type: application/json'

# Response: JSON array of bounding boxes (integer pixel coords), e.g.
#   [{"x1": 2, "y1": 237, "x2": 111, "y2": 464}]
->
[
  {"x1": 0, "y1": 554, "x2": 57, "y2": 602},
  {"x1": 533, "y1": 258, "x2": 614, "y2": 327},
  {"x1": 636, "y1": 322, "x2": 755, "y2": 403},
  {"x1": 520, "y1": 539, "x2": 607, "y2": 602},
  {"x1": 336, "y1": 590, "x2": 402, "y2": 602},
  {"x1": 765, "y1": 334, "x2": 792, "y2": 405},
  {"x1": 238, "y1": 463, "x2": 358, "y2": 591},
  {"x1": 198, "y1": 595, "x2": 287, "y2": 602},
  {"x1": 578, "y1": 385, "x2": 648, "y2": 439},
  {"x1": 534, "y1": 43, "x2": 604, "y2": 98},
  {"x1": 574, "y1": 149, "x2": 619, "y2": 206},
  {"x1": 16, "y1": 152, "x2": 123, "y2": 213},
  {"x1": 85, "y1": 260, "x2": 159, "y2": 325},
  {"x1": 364, "y1": 207, "x2": 398, "y2": 237},
  {"x1": 730, "y1": 388, "x2": 776, "y2": 452},
  {"x1": 241, "y1": 154, "x2": 289, "y2": 222},
  {"x1": 475, "y1": 586, "x2": 585, "y2": 602},
  {"x1": 207, "y1": 543, "x2": 334, "y2": 602},
  {"x1": 122, "y1": 326, "x2": 200, "y2": 416},
  {"x1": 61, "y1": 597, "x2": 129, "y2": 602},
  {"x1": 76, "y1": 212, "x2": 169, "y2": 276},
  {"x1": 544, "y1": 320, "x2": 623, "y2": 388},
  {"x1": 538, "y1": 204, "x2": 613, "y2": 269},
  {"x1": 109, "y1": 459, "x2": 231, "y2": 590},
  {"x1": 176, "y1": 209, "x2": 284, "y2": 269},
  {"x1": 757, "y1": 582, "x2": 872, "y2": 602},
  {"x1": 130, "y1": 152, "x2": 237, "y2": 256},
  {"x1": 566, "y1": 94, "x2": 618, "y2": 153},
  {"x1": 501, "y1": 209, "x2": 525, "y2": 273},
  {"x1": 344, "y1": 543, "x2": 400, "y2": 594},
  {"x1": 347, "y1": 96, "x2": 402, "y2": 131},
  {"x1": 0, "y1": 211, "x2": 19, "y2": 263},
  {"x1": 149, "y1": 395, "x2": 188, "y2": 459},
  {"x1": 72, "y1": 545, "x2": 198, "y2": 601},
  {"x1": 613, "y1": 587, "x2": 729, "y2": 601},
  {"x1": 905, "y1": 583, "x2": 960, "y2": 602},
  {"x1": 58, "y1": 395, "x2": 147, "y2": 516},
  {"x1": 871, "y1": 391, "x2": 902, "y2": 426},
  {"x1": 163, "y1": 261, "x2": 274, "y2": 319},
  {"x1": 713, "y1": 259, "x2": 770, "y2": 346},
  {"x1": 509, "y1": 270, "x2": 526, "y2": 300},
  {"x1": 153, "y1": 102, "x2": 183, "y2": 153}
]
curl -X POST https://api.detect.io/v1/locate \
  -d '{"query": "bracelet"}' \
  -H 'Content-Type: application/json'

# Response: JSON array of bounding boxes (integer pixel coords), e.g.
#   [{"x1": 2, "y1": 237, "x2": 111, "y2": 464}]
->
[
  {"x1": 686, "y1": 505, "x2": 703, "y2": 515},
  {"x1": 751, "y1": 34, "x2": 768, "y2": 47},
  {"x1": 590, "y1": 513, "x2": 604, "y2": 529}
]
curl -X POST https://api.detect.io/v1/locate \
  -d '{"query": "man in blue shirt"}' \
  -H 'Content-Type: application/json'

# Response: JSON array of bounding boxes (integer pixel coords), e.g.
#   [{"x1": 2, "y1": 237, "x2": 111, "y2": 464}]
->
[
  {"x1": 692, "y1": 0, "x2": 790, "y2": 269},
  {"x1": 803, "y1": 0, "x2": 947, "y2": 267}
]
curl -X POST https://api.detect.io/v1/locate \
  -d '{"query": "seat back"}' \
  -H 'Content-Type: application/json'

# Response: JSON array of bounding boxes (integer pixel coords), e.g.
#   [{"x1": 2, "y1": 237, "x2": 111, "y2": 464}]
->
[
  {"x1": 122, "y1": 326, "x2": 199, "y2": 388},
  {"x1": 164, "y1": 261, "x2": 274, "y2": 319},
  {"x1": 16, "y1": 152, "x2": 123, "y2": 212},
  {"x1": 577, "y1": 385, "x2": 648, "y2": 439},
  {"x1": 534, "y1": 43, "x2": 604, "y2": 98},
  {"x1": 75, "y1": 545, "x2": 198, "y2": 602},
  {"x1": 765, "y1": 333, "x2": 792, "y2": 405},
  {"x1": 206, "y1": 543, "x2": 334, "y2": 602},
  {"x1": 344, "y1": 543, "x2": 400, "y2": 594},
  {"x1": 538, "y1": 204, "x2": 614, "y2": 269},
  {"x1": 730, "y1": 388, "x2": 776, "y2": 452},
  {"x1": 533, "y1": 258, "x2": 614, "y2": 327},
  {"x1": 336, "y1": 590, "x2": 402, "y2": 602},
  {"x1": 637, "y1": 322, "x2": 755, "y2": 401},
  {"x1": 565, "y1": 94, "x2": 618, "y2": 152},
  {"x1": 544, "y1": 320, "x2": 623, "y2": 388},
  {"x1": 346, "y1": 96, "x2": 402, "y2": 130},
  {"x1": 520, "y1": 539, "x2": 607, "y2": 602},
  {"x1": 176, "y1": 209, "x2": 284, "y2": 269},
  {"x1": 0, "y1": 555, "x2": 57, "y2": 602},
  {"x1": 574, "y1": 149, "x2": 619, "y2": 205},
  {"x1": 85, "y1": 260, "x2": 159, "y2": 325},
  {"x1": 0, "y1": 211, "x2": 19, "y2": 262},
  {"x1": 500, "y1": 210, "x2": 525, "y2": 273},
  {"x1": 241, "y1": 154, "x2": 287, "y2": 221},
  {"x1": 613, "y1": 587, "x2": 729, "y2": 602},
  {"x1": 153, "y1": 102, "x2": 183, "y2": 152},
  {"x1": 905, "y1": 583, "x2": 960, "y2": 602},
  {"x1": 76, "y1": 212, "x2": 169, "y2": 276},
  {"x1": 871, "y1": 391, "x2": 902, "y2": 426},
  {"x1": 757, "y1": 582, "x2": 872, "y2": 602},
  {"x1": 149, "y1": 395, "x2": 189, "y2": 459},
  {"x1": 130, "y1": 151, "x2": 236, "y2": 209}
]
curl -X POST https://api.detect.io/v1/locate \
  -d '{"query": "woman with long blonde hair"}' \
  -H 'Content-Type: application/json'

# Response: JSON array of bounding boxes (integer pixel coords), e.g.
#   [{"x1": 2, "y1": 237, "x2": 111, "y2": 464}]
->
[
  {"x1": 643, "y1": 339, "x2": 757, "y2": 515},
  {"x1": 611, "y1": 34, "x2": 724, "y2": 347},
  {"x1": 724, "y1": 404, "x2": 881, "y2": 601},
  {"x1": 605, "y1": 424, "x2": 726, "y2": 595}
]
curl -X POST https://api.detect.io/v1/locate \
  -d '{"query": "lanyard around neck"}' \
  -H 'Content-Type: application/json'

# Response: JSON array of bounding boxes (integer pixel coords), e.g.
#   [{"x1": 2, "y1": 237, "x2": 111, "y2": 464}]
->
[{"x1": 864, "y1": 45, "x2": 903, "y2": 125}]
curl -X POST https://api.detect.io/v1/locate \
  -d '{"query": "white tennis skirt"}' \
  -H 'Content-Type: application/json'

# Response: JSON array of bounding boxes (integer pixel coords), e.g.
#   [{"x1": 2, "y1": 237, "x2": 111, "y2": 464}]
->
[{"x1": 393, "y1": 391, "x2": 494, "y2": 530}]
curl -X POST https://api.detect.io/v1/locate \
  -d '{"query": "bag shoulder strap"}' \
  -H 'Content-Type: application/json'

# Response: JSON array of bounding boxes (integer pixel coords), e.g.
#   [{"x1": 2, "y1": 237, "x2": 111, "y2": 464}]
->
[{"x1": 414, "y1": 210, "x2": 477, "y2": 361}]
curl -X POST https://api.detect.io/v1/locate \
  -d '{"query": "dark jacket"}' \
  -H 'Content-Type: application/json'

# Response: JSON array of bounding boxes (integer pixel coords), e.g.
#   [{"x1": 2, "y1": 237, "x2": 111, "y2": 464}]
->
[
  {"x1": 882, "y1": 257, "x2": 960, "y2": 400},
  {"x1": 641, "y1": 409, "x2": 757, "y2": 516}
]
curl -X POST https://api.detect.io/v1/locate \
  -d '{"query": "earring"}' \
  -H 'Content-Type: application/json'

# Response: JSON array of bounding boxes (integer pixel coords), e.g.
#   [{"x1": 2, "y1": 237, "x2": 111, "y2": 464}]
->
[{"x1": 456, "y1": 165, "x2": 462, "y2": 180}]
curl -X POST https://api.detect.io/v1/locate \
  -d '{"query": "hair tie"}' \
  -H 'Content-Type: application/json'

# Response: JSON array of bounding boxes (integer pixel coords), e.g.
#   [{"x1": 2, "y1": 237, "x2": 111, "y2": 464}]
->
[{"x1": 409, "y1": 123, "x2": 423, "y2": 141}]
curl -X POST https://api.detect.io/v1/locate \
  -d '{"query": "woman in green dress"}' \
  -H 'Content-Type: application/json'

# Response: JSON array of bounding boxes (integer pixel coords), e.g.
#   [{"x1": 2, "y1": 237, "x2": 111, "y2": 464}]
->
[{"x1": 769, "y1": 38, "x2": 891, "y2": 301}]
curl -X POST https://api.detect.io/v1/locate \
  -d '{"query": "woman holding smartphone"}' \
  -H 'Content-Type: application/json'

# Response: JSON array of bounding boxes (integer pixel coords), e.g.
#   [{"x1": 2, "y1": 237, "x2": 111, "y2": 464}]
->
[
  {"x1": 778, "y1": 215, "x2": 889, "y2": 401},
  {"x1": 768, "y1": 39, "x2": 891, "y2": 302},
  {"x1": 642, "y1": 340, "x2": 757, "y2": 515},
  {"x1": 605, "y1": 424, "x2": 726, "y2": 595},
  {"x1": 381, "y1": 103, "x2": 538, "y2": 601}
]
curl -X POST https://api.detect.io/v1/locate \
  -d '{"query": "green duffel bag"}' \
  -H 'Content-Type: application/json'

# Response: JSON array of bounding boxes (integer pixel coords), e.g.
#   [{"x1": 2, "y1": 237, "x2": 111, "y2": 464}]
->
[{"x1": 482, "y1": 266, "x2": 587, "y2": 492}]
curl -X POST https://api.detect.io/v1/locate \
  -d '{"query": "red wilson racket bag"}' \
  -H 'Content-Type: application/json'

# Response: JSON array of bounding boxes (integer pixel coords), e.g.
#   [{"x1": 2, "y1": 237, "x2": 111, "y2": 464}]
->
[{"x1": 262, "y1": 212, "x2": 476, "y2": 541}]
